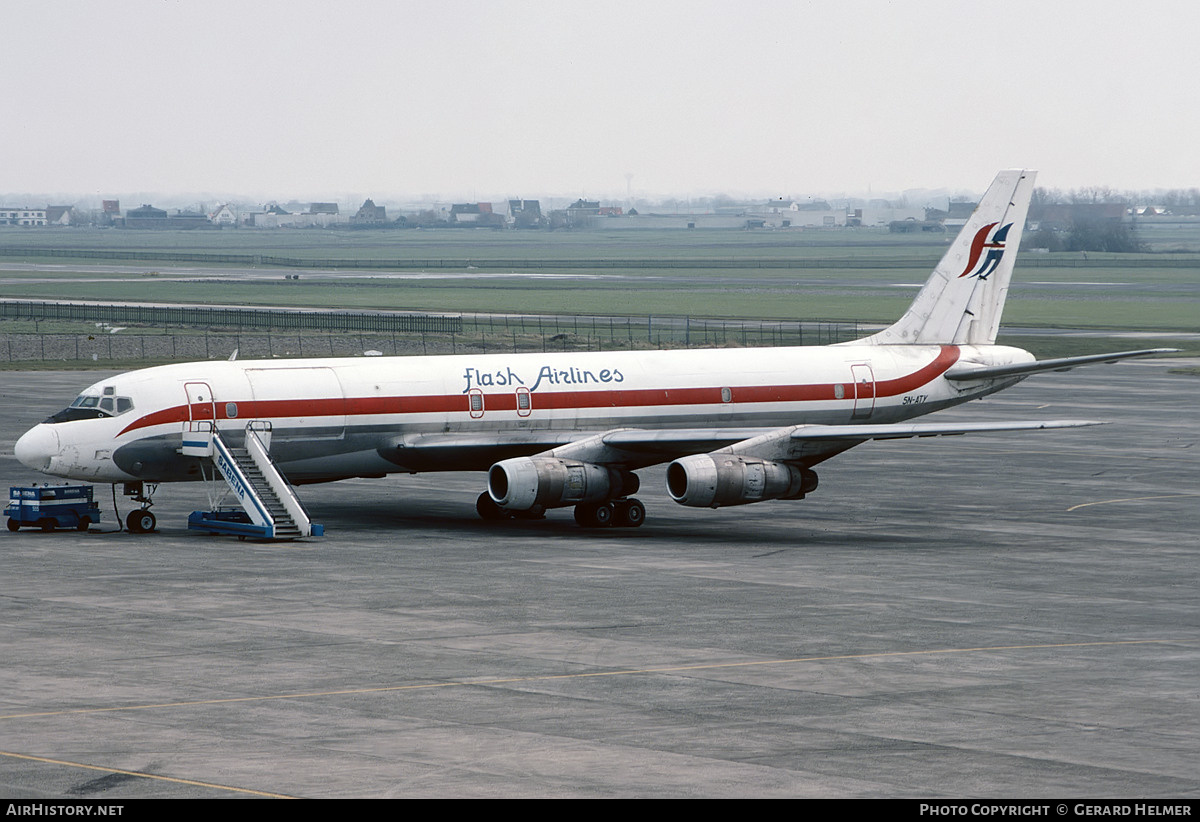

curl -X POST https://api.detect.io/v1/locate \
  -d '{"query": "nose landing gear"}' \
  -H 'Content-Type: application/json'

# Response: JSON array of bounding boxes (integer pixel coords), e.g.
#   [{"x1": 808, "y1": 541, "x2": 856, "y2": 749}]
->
[
  {"x1": 125, "y1": 509, "x2": 157, "y2": 534},
  {"x1": 121, "y1": 482, "x2": 158, "y2": 533}
]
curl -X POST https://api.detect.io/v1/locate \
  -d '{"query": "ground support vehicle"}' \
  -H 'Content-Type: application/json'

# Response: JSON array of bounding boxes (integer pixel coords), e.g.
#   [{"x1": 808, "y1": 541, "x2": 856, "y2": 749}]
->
[{"x1": 6, "y1": 484, "x2": 100, "y2": 532}]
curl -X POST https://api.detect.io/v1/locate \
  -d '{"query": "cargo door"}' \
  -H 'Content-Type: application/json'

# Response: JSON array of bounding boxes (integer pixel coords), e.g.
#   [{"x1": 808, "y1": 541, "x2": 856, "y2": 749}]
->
[{"x1": 244, "y1": 367, "x2": 346, "y2": 441}]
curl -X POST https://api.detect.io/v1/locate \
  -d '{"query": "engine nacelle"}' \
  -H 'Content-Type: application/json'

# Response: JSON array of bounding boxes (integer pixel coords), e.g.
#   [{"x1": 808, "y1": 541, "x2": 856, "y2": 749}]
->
[
  {"x1": 666, "y1": 454, "x2": 817, "y2": 508},
  {"x1": 488, "y1": 457, "x2": 638, "y2": 511}
]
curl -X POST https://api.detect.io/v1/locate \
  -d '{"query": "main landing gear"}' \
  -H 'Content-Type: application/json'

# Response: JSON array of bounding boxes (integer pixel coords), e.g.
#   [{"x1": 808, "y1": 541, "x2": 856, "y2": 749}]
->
[
  {"x1": 122, "y1": 482, "x2": 158, "y2": 534},
  {"x1": 574, "y1": 498, "x2": 645, "y2": 529},
  {"x1": 475, "y1": 492, "x2": 646, "y2": 528}
]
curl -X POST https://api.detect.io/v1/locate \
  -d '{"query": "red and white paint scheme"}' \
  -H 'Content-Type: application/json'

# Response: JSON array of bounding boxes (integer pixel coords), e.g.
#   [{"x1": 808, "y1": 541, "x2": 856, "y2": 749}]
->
[{"x1": 13, "y1": 171, "x2": 1172, "y2": 529}]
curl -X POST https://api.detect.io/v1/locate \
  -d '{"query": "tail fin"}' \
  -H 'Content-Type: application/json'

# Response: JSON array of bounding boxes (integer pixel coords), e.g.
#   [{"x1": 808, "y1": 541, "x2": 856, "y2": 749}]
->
[{"x1": 854, "y1": 169, "x2": 1037, "y2": 346}]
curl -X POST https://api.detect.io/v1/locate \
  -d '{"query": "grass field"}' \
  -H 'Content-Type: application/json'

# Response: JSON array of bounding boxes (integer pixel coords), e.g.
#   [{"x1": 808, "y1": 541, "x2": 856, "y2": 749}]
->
[{"x1": 1, "y1": 226, "x2": 1197, "y2": 363}]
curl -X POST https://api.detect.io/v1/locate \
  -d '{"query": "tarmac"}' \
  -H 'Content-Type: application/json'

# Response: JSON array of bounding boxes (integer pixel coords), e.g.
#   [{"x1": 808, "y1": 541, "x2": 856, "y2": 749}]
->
[{"x1": 0, "y1": 361, "x2": 1196, "y2": 798}]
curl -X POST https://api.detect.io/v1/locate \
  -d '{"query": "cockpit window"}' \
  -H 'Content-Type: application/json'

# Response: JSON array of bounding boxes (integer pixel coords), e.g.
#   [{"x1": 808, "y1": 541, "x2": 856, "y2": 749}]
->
[{"x1": 46, "y1": 393, "x2": 136, "y2": 424}]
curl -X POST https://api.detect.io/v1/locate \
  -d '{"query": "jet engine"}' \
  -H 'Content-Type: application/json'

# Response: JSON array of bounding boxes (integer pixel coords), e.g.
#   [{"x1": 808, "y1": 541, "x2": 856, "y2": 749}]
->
[
  {"x1": 666, "y1": 454, "x2": 817, "y2": 508},
  {"x1": 488, "y1": 456, "x2": 639, "y2": 511}
]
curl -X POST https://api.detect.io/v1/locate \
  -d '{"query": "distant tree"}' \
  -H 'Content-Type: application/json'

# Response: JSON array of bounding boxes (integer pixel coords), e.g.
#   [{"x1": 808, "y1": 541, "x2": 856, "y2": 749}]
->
[
  {"x1": 1066, "y1": 220, "x2": 1146, "y2": 253},
  {"x1": 1027, "y1": 227, "x2": 1065, "y2": 251},
  {"x1": 1031, "y1": 187, "x2": 1064, "y2": 208},
  {"x1": 1069, "y1": 186, "x2": 1122, "y2": 204}
]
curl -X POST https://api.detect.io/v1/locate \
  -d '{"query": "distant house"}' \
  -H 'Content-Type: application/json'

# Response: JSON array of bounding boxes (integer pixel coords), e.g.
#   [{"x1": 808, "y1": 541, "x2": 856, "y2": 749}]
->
[
  {"x1": 450, "y1": 202, "x2": 504, "y2": 227},
  {"x1": 764, "y1": 199, "x2": 833, "y2": 215},
  {"x1": 99, "y1": 200, "x2": 121, "y2": 226},
  {"x1": 123, "y1": 204, "x2": 168, "y2": 229},
  {"x1": 122, "y1": 205, "x2": 208, "y2": 229},
  {"x1": 508, "y1": 199, "x2": 543, "y2": 228},
  {"x1": 168, "y1": 210, "x2": 210, "y2": 230},
  {"x1": 926, "y1": 200, "x2": 978, "y2": 229},
  {"x1": 562, "y1": 201, "x2": 625, "y2": 225},
  {"x1": 209, "y1": 204, "x2": 237, "y2": 225},
  {"x1": 747, "y1": 200, "x2": 844, "y2": 227},
  {"x1": 248, "y1": 202, "x2": 348, "y2": 228},
  {"x1": 450, "y1": 203, "x2": 485, "y2": 223},
  {"x1": 565, "y1": 199, "x2": 601, "y2": 226},
  {"x1": 354, "y1": 199, "x2": 387, "y2": 224},
  {"x1": 45, "y1": 206, "x2": 77, "y2": 226},
  {"x1": 567, "y1": 199, "x2": 599, "y2": 215},
  {"x1": 0, "y1": 207, "x2": 48, "y2": 226}
]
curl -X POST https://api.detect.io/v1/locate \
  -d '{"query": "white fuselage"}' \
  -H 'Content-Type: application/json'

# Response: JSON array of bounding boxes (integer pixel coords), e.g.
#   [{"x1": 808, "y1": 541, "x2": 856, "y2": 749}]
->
[{"x1": 14, "y1": 342, "x2": 1032, "y2": 484}]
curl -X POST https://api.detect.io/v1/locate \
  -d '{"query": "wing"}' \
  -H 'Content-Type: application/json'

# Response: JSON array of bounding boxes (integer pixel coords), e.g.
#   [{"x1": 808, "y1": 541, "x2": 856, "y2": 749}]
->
[
  {"x1": 945, "y1": 348, "x2": 1177, "y2": 381},
  {"x1": 387, "y1": 427, "x2": 778, "y2": 470},
  {"x1": 386, "y1": 419, "x2": 1102, "y2": 472}
]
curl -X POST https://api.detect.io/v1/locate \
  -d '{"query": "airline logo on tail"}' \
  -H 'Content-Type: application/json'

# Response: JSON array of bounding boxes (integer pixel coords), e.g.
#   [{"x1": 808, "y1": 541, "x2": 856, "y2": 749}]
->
[{"x1": 958, "y1": 221, "x2": 1013, "y2": 280}]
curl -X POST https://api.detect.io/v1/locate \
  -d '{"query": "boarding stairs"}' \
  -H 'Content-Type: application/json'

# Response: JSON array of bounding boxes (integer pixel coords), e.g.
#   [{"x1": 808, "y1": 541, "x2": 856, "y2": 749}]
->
[{"x1": 183, "y1": 421, "x2": 319, "y2": 540}]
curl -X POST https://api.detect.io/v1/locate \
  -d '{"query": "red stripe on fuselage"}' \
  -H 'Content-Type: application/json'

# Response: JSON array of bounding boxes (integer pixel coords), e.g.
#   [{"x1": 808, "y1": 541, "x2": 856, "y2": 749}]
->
[{"x1": 117, "y1": 346, "x2": 960, "y2": 436}]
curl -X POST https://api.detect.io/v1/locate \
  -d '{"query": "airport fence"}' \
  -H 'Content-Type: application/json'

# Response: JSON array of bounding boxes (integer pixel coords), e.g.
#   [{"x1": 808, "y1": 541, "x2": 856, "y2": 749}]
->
[
  {"x1": 0, "y1": 300, "x2": 860, "y2": 363},
  {"x1": 0, "y1": 299, "x2": 462, "y2": 334},
  {"x1": 4, "y1": 245, "x2": 1200, "y2": 269},
  {"x1": 0, "y1": 245, "x2": 931, "y2": 269}
]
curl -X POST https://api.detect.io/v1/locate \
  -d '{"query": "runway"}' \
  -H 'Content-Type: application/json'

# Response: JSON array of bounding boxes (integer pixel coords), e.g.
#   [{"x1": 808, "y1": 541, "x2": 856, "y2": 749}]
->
[{"x1": 0, "y1": 361, "x2": 1196, "y2": 797}]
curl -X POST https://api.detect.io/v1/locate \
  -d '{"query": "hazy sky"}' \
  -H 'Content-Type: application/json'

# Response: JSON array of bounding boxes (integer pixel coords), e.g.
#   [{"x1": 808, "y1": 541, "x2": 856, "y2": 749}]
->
[{"x1": 5, "y1": 0, "x2": 1199, "y2": 203}]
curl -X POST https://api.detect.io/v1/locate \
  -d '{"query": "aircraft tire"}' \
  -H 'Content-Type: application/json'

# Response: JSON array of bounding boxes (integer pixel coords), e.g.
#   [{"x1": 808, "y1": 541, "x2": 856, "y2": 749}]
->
[
  {"x1": 575, "y1": 501, "x2": 614, "y2": 528},
  {"x1": 476, "y1": 492, "x2": 508, "y2": 521},
  {"x1": 127, "y1": 510, "x2": 155, "y2": 534},
  {"x1": 613, "y1": 498, "x2": 646, "y2": 528},
  {"x1": 7, "y1": 518, "x2": 19, "y2": 532}
]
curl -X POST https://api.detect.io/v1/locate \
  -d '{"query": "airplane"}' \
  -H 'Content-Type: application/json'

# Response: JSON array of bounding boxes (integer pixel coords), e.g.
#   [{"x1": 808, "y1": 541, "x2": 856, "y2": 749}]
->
[{"x1": 12, "y1": 169, "x2": 1175, "y2": 534}]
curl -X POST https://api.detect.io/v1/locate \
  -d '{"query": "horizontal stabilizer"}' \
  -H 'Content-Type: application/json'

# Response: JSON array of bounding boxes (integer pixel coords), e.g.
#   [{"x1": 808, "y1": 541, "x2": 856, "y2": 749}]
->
[
  {"x1": 787, "y1": 419, "x2": 1104, "y2": 441},
  {"x1": 945, "y1": 348, "x2": 1179, "y2": 382}
]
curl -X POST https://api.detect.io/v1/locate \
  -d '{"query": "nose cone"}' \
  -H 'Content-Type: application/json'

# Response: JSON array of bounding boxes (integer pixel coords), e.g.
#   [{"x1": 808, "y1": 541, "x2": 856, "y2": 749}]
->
[{"x1": 15, "y1": 424, "x2": 59, "y2": 473}]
